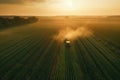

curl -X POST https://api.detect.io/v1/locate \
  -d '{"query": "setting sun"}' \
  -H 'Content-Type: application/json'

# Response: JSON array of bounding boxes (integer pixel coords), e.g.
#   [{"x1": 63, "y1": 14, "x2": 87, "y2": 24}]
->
[
  {"x1": 0, "y1": 0, "x2": 120, "y2": 15},
  {"x1": 59, "y1": 0, "x2": 76, "y2": 11}
]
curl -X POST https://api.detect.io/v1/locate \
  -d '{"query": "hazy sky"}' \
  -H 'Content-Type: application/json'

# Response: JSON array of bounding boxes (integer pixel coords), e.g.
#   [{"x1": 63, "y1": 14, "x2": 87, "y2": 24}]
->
[{"x1": 0, "y1": 0, "x2": 120, "y2": 16}]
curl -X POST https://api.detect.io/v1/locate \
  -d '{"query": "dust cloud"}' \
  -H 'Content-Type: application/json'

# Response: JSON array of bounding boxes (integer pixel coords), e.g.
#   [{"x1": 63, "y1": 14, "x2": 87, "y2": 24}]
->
[{"x1": 53, "y1": 26, "x2": 93, "y2": 42}]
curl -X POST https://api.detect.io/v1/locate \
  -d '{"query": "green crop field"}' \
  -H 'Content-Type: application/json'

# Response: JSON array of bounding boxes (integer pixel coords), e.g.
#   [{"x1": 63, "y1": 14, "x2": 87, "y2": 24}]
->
[{"x1": 0, "y1": 16, "x2": 120, "y2": 80}]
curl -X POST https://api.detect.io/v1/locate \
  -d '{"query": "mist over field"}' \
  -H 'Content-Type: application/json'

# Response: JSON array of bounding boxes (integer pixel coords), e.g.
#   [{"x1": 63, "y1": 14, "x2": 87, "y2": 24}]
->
[{"x1": 0, "y1": 16, "x2": 120, "y2": 80}]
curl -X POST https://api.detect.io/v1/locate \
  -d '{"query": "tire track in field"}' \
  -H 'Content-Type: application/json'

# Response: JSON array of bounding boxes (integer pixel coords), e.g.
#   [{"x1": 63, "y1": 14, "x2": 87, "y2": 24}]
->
[
  {"x1": 10, "y1": 30, "x2": 59, "y2": 80},
  {"x1": 89, "y1": 37, "x2": 120, "y2": 71},
  {"x1": 0, "y1": 35, "x2": 32, "y2": 58},
  {"x1": 11, "y1": 42, "x2": 50, "y2": 79},
  {"x1": 80, "y1": 38, "x2": 113, "y2": 80},
  {"x1": 0, "y1": 30, "x2": 46, "y2": 61},
  {"x1": 80, "y1": 37, "x2": 120, "y2": 80},
  {"x1": 49, "y1": 42, "x2": 62, "y2": 80},
  {"x1": 0, "y1": 36, "x2": 36, "y2": 79},
  {"x1": 49, "y1": 42, "x2": 78, "y2": 80},
  {"x1": 0, "y1": 32, "x2": 52, "y2": 80},
  {"x1": 0, "y1": 31, "x2": 44, "y2": 79},
  {"x1": 75, "y1": 40, "x2": 94, "y2": 80},
  {"x1": 12, "y1": 34, "x2": 54, "y2": 80},
  {"x1": 29, "y1": 39, "x2": 58, "y2": 80},
  {"x1": 0, "y1": 35, "x2": 35, "y2": 64},
  {"x1": 70, "y1": 41, "x2": 84, "y2": 80},
  {"x1": 85, "y1": 37, "x2": 120, "y2": 80},
  {"x1": 64, "y1": 44, "x2": 77, "y2": 80}
]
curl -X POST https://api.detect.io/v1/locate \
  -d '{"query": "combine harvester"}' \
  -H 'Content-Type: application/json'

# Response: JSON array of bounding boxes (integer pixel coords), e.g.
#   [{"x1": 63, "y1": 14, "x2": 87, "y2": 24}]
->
[{"x1": 64, "y1": 39, "x2": 71, "y2": 47}]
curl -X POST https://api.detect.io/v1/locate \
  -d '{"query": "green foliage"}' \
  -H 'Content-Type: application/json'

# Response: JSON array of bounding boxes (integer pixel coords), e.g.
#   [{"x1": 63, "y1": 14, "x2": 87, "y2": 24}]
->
[{"x1": 0, "y1": 16, "x2": 120, "y2": 80}]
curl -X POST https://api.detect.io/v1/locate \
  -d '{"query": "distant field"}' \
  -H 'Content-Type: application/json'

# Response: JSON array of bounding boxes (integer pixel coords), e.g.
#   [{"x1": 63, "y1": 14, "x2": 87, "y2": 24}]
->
[{"x1": 0, "y1": 16, "x2": 120, "y2": 80}]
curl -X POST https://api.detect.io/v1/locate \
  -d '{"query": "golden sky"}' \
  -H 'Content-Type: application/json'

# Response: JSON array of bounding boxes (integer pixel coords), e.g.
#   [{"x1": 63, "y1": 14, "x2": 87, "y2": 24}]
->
[{"x1": 0, "y1": 0, "x2": 120, "y2": 16}]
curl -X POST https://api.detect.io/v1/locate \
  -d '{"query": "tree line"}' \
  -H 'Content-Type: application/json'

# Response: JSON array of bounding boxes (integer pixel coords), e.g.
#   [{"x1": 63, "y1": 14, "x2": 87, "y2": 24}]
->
[{"x1": 0, "y1": 16, "x2": 38, "y2": 29}]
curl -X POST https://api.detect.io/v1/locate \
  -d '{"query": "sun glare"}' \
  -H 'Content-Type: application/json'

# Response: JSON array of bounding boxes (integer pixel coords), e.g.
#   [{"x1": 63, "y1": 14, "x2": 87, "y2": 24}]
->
[{"x1": 58, "y1": 0, "x2": 76, "y2": 11}]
